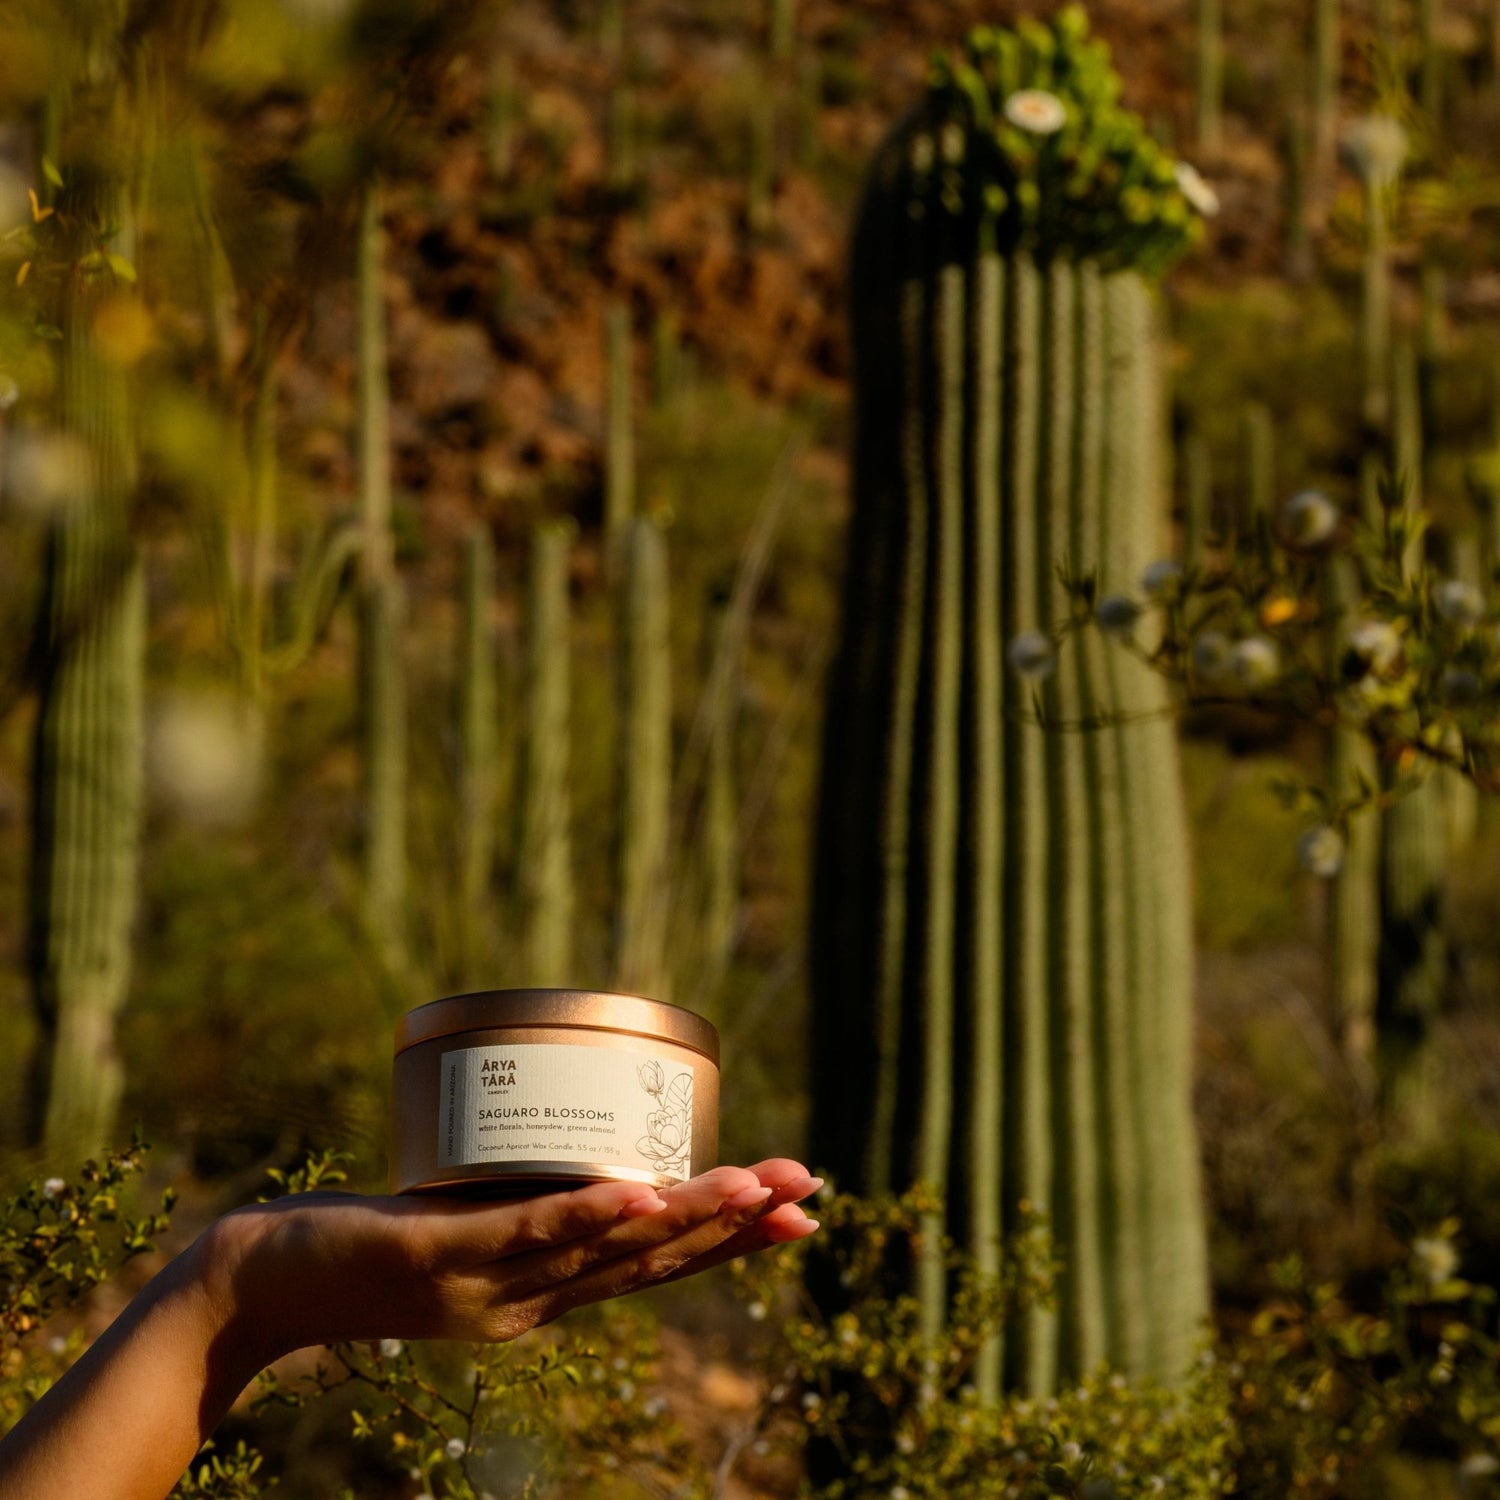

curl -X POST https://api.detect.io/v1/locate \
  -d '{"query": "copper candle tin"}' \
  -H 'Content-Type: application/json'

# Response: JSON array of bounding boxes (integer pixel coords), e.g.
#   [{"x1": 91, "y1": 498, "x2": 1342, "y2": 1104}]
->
[{"x1": 390, "y1": 988, "x2": 720, "y2": 1195}]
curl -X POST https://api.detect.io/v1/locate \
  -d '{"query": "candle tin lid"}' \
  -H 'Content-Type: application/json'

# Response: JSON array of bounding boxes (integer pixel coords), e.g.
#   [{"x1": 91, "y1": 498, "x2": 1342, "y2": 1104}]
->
[{"x1": 394, "y1": 987, "x2": 720, "y2": 1065}]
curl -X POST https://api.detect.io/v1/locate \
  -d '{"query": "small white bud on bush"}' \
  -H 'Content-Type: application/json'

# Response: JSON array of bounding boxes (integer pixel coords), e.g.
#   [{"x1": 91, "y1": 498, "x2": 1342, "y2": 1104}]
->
[
  {"x1": 1230, "y1": 636, "x2": 1280, "y2": 689},
  {"x1": 1412, "y1": 1234, "x2": 1459, "y2": 1284},
  {"x1": 1174, "y1": 162, "x2": 1220, "y2": 216},
  {"x1": 1281, "y1": 489, "x2": 1340, "y2": 547},
  {"x1": 1191, "y1": 630, "x2": 1233, "y2": 681},
  {"x1": 1436, "y1": 580, "x2": 1485, "y2": 628},
  {"x1": 1349, "y1": 620, "x2": 1401, "y2": 674},
  {"x1": 1140, "y1": 558, "x2": 1183, "y2": 598},
  {"x1": 1007, "y1": 630, "x2": 1056, "y2": 680},
  {"x1": 1096, "y1": 594, "x2": 1142, "y2": 638},
  {"x1": 1298, "y1": 825, "x2": 1344, "y2": 878}
]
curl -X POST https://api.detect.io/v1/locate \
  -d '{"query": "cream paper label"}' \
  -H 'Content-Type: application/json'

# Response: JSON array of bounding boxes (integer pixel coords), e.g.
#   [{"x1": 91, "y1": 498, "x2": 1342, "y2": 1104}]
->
[{"x1": 438, "y1": 1043, "x2": 695, "y2": 1179}]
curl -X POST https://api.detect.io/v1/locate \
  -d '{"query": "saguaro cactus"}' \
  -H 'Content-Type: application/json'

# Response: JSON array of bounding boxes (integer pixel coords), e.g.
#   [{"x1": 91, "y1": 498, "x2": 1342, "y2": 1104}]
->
[
  {"x1": 605, "y1": 299, "x2": 635, "y2": 561},
  {"x1": 613, "y1": 515, "x2": 672, "y2": 998},
  {"x1": 519, "y1": 521, "x2": 575, "y2": 984},
  {"x1": 356, "y1": 177, "x2": 407, "y2": 957},
  {"x1": 811, "y1": 9, "x2": 1210, "y2": 1396},
  {"x1": 1198, "y1": 0, "x2": 1224, "y2": 152},
  {"x1": 457, "y1": 528, "x2": 498, "y2": 982},
  {"x1": 29, "y1": 153, "x2": 146, "y2": 1157}
]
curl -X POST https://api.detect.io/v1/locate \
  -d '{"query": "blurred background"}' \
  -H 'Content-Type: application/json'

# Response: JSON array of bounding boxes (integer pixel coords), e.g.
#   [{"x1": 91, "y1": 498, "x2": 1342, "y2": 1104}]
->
[{"x1": 4, "y1": 0, "x2": 1500, "y2": 1494}]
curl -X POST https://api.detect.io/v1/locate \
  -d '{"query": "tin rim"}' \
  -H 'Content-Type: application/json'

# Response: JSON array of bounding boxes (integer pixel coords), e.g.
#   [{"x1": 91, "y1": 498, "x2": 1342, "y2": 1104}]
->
[{"x1": 393, "y1": 988, "x2": 720, "y2": 1064}]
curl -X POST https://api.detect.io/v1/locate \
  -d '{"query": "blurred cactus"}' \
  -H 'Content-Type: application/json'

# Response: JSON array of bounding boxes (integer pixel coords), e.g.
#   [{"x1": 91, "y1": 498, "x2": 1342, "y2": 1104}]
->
[
  {"x1": 1325, "y1": 556, "x2": 1380, "y2": 1094},
  {"x1": 356, "y1": 176, "x2": 407, "y2": 959},
  {"x1": 29, "y1": 155, "x2": 146, "y2": 1157},
  {"x1": 605, "y1": 299, "x2": 635, "y2": 563},
  {"x1": 1241, "y1": 401, "x2": 1275, "y2": 536},
  {"x1": 488, "y1": 54, "x2": 519, "y2": 179},
  {"x1": 361, "y1": 576, "x2": 408, "y2": 959},
  {"x1": 598, "y1": 0, "x2": 623, "y2": 59},
  {"x1": 1198, "y1": 0, "x2": 1224, "y2": 153},
  {"x1": 1376, "y1": 340, "x2": 1445, "y2": 1136},
  {"x1": 812, "y1": 9, "x2": 1209, "y2": 1396},
  {"x1": 607, "y1": 84, "x2": 637, "y2": 197},
  {"x1": 1183, "y1": 429, "x2": 1214, "y2": 567},
  {"x1": 519, "y1": 522, "x2": 575, "y2": 985},
  {"x1": 1441, "y1": 532, "x2": 1482, "y2": 853},
  {"x1": 457, "y1": 528, "x2": 498, "y2": 984},
  {"x1": 1346, "y1": 114, "x2": 1407, "y2": 438},
  {"x1": 1418, "y1": 0, "x2": 1442, "y2": 122},
  {"x1": 1378, "y1": 763, "x2": 1447, "y2": 1137},
  {"x1": 694, "y1": 596, "x2": 740, "y2": 1016},
  {"x1": 1310, "y1": 0, "x2": 1340, "y2": 188},
  {"x1": 613, "y1": 516, "x2": 672, "y2": 999},
  {"x1": 769, "y1": 0, "x2": 797, "y2": 63},
  {"x1": 747, "y1": 90, "x2": 775, "y2": 236}
]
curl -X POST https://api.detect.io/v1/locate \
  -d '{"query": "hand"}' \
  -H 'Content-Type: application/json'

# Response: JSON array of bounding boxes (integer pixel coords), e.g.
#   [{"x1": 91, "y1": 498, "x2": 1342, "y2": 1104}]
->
[
  {"x1": 0, "y1": 1160, "x2": 820, "y2": 1500},
  {"x1": 204, "y1": 1158, "x2": 822, "y2": 1364}
]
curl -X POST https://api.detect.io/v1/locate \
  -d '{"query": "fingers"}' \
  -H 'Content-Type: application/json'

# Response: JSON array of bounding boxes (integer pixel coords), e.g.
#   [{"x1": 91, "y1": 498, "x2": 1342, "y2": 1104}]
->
[
  {"x1": 412, "y1": 1178, "x2": 668, "y2": 1268},
  {"x1": 480, "y1": 1165, "x2": 765, "y2": 1300},
  {"x1": 515, "y1": 1174, "x2": 823, "y2": 1321}
]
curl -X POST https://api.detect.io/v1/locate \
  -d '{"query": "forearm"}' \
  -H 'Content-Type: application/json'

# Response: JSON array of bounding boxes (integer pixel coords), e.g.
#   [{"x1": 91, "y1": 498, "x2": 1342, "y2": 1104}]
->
[{"x1": 0, "y1": 1233, "x2": 271, "y2": 1500}]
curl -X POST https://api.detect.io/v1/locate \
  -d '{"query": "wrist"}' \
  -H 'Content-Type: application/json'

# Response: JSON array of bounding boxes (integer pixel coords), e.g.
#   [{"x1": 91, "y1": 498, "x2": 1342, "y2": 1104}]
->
[{"x1": 186, "y1": 1206, "x2": 300, "y2": 1380}]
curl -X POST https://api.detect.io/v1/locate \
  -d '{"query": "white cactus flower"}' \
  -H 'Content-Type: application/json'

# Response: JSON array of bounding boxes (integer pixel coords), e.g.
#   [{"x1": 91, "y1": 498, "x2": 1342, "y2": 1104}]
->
[
  {"x1": 1349, "y1": 620, "x2": 1401, "y2": 674},
  {"x1": 1412, "y1": 1234, "x2": 1459, "y2": 1284},
  {"x1": 1230, "y1": 635, "x2": 1280, "y2": 689},
  {"x1": 1435, "y1": 579, "x2": 1485, "y2": 628},
  {"x1": 41, "y1": 1177, "x2": 67, "y2": 1200},
  {"x1": 1003, "y1": 89, "x2": 1067, "y2": 136},
  {"x1": 1191, "y1": 629, "x2": 1234, "y2": 681},
  {"x1": 1140, "y1": 558, "x2": 1183, "y2": 598},
  {"x1": 1298, "y1": 825, "x2": 1344, "y2": 878},
  {"x1": 379, "y1": 1338, "x2": 404, "y2": 1359},
  {"x1": 1343, "y1": 114, "x2": 1409, "y2": 188},
  {"x1": 1281, "y1": 489, "x2": 1340, "y2": 548},
  {"x1": 1007, "y1": 630, "x2": 1056, "y2": 680},
  {"x1": 1096, "y1": 594, "x2": 1142, "y2": 637},
  {"x1": 1174, "y1": 162, "x2": 1220, "y2": 217}
]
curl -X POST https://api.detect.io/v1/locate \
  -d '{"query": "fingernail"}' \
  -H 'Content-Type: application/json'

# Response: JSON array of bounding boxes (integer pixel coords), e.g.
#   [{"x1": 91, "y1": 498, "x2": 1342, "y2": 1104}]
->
[
  {"x1": 619, "y1": 1194, "x2": 668, "y2": 1218},
  {"x1": 784, "y1": 1175, "x2": 824, "y2": 1201},
  {"x1": 723, "y1": 1184, "x2": 774, "y2": 1216},
  {"x1": 784, "y1": 1218, "x2": 820, "y2": 1238}
]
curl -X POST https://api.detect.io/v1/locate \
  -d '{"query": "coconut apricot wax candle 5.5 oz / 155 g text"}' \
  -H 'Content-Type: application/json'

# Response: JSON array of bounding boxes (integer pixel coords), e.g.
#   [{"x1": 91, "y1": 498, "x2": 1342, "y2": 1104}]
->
[{"x1": 390, "y1": 989, "x2": 720, "y2": 1194}]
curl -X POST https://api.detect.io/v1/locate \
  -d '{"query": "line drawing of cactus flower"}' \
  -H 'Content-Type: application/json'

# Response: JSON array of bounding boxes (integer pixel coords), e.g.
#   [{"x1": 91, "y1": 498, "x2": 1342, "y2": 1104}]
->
[{"x1": 638, "y1": 1062, "x2": 693, "y2": 1174}]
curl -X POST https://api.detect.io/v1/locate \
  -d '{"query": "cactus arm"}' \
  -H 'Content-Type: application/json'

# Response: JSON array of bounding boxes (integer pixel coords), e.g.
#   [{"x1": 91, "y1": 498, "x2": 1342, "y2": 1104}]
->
[
  {"x1": 30, "y1": 148, "x2": 146, "y2": 1157},
  {"x1": 1040, "y1": 259, "x2": 1106, "y2": 1376},
  {"x1": 999, "y1": 252, "x2": 1056, "y2": 1397},
  {"x1": 963, "y1": 243, "x2": 1007, "y2": 1399},
  {"x1": 457, "y1": 528, "x2": 498, "y2": 984},
  {"x1": 521, "y1": 522, "x2": 575, "y2": 984},
  {"x1": 913, "y1": 260, "x2": 966, "y2": 1345},
  {"x1": 613, "y1": 517, "x2": 672, "y2": 998},
  {"x1": 605, "y1": 300, "x2": 635, "y2": 561}
]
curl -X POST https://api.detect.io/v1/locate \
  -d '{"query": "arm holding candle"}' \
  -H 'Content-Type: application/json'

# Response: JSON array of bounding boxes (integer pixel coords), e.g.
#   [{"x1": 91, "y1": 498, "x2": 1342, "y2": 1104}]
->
[{"x1": 0, "y1": 1159, "x2": 820, "y2": 1500}]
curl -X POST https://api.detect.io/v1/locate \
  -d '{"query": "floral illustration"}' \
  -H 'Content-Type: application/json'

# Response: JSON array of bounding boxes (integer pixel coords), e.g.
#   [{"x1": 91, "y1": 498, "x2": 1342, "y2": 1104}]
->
[{"x1": 637, "y1": 1061, "x2": 693, "y2": 1175}]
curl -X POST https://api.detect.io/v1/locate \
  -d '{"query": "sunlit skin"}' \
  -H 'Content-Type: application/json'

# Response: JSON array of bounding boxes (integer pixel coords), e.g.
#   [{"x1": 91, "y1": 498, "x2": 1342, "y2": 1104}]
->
[{"x1": 0, "y1": 1159, "x2": 821, "y2": 1500}]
